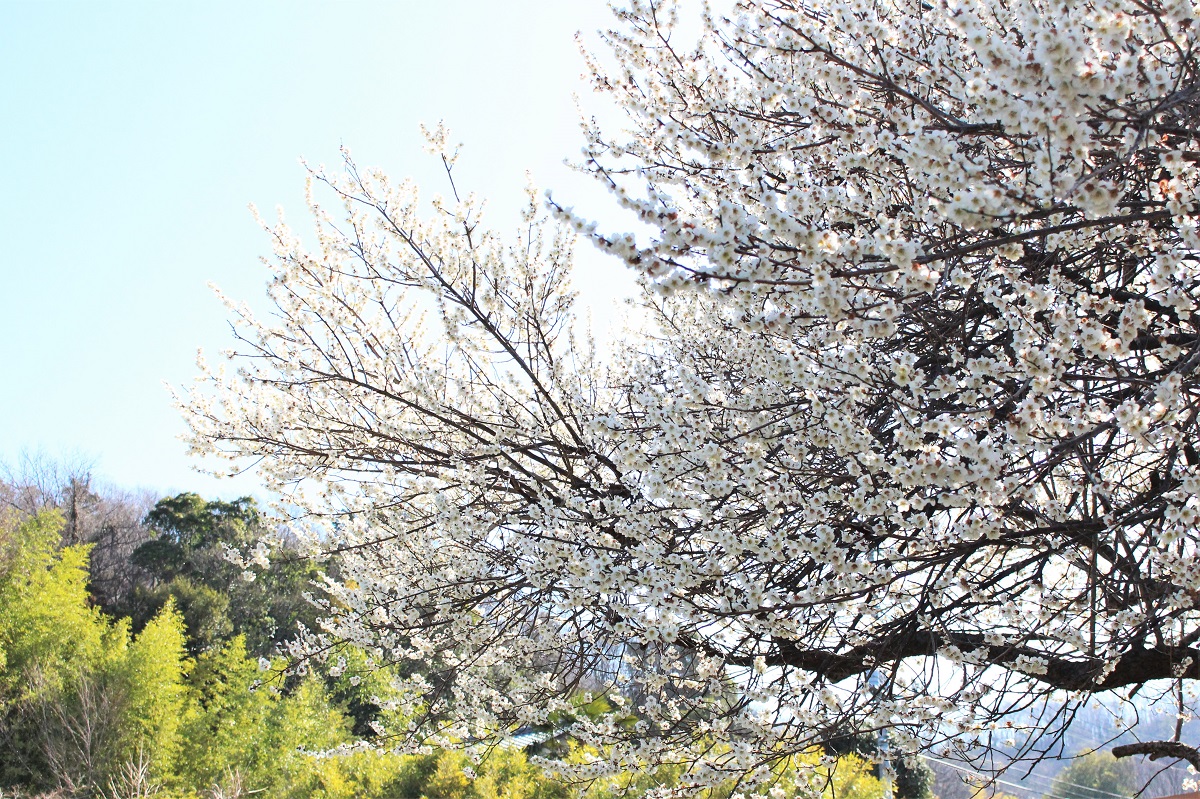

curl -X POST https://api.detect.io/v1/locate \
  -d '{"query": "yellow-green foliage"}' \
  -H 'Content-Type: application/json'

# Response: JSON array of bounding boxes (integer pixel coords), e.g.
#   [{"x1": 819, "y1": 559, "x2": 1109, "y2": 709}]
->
[
  {"x1": 174, "y1": 636, "x2": 284, "y2": 789},
  {"x1": 803, "y1": 751, "x2": 886, "y2": 799},
  {"x1": 173, "y1": 636, "x2": 364, "y2": 796},
  {"x1": 114, "y1": 601, "x2": 190, "y2": 778},
  {"x1": 0, "y1": 513, "x2": 191, "y2": 790},
  {"x1": 580, "y1": 746, "x2": 884, "y2": 799},
  {"x1": 0, "y1": 511, "x2": 106, "y2": 699},
  {"x1": 276, "y1": 750, "x2": 408, "y2": 799},
  {"x1": 474, "y1": 747, "x2": 568, "y2": 799},
  {"x1": 266, "y1": 739, "x2": 576, "y2": 799}
]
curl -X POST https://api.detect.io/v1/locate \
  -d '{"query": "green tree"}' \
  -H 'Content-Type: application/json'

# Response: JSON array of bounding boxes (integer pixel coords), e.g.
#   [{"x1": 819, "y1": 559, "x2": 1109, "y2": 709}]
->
[
  {"x1": 174, "y1": 636, "x2": 280, "y2": 788},
  {"x1": 277, "y1": 750, "x2": 407, "y2": 799},
  {"x1": 113, "y1": 601, "x2": 190, "y2": 780},
  {"x1": 0, "y1": 511, "x2": 189, "y2": 793},
  {"x1": 0, "y1": 511, "x2": 110, "y2": 788},
  {"x1": 323, "y1": 643, "x2": 408, "y2": 738},
  {"x1": 824, "y1": 734, "x2": 934, "y2": 799},
  {"x1": 126, "y1": 492, "x2": 321, "y2": 657},
  {"x1": 0, "y1": 512, "x2": 106, "y2": 699},
  {"x1": 175, "y1": 635, "x2": 357, "y2": 795},
  {"x1": 130, "y1": 575, "x2": 234, "y2": 653},
  {"x1": 383, "y1": 749, "x2": 570, "y2": 799},
  {"x1": 1046, "y1": 751, "x2": 1135, "y2": 799}
]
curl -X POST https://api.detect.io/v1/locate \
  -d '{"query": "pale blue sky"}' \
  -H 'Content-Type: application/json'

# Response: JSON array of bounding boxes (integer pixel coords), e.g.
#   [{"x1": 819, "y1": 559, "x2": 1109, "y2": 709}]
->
[{"x1": 0, "y1": 1, "x2": 637, "y2": 499}]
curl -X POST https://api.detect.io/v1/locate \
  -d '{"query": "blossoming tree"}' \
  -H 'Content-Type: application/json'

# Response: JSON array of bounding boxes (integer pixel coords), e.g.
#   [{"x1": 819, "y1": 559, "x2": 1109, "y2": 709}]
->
[{"x1": 183, "y1": 0, "x2": 1200, "y2": 786}]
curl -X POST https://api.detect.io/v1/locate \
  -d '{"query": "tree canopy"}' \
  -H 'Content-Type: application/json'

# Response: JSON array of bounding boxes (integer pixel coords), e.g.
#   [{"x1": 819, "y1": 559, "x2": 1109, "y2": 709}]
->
[
  {"x1": 124, "y1": 492, "x2": 322, "y2": 656},
  {"x1": 1046, "y1": 751, "x2": 1136, "y2": 799},
  {"x1": 182, "y1": 0, "x2": 1200, "y2": 789}
]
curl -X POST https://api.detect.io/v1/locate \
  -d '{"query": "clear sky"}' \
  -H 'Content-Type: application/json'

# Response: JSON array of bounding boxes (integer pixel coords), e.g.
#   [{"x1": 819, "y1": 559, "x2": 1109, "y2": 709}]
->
[{"x1": 0, "y1": 1, "x2": 638, "y2": 499}]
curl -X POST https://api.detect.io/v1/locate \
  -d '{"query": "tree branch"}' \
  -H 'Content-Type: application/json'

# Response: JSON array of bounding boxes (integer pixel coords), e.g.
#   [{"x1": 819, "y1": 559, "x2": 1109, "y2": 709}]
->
[{"x1": 1112, "y1": 741, "x2": 1200, "y2": 772}]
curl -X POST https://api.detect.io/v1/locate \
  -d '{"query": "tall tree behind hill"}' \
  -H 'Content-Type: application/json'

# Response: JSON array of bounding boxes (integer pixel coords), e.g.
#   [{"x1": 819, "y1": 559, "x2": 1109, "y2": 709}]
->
[
  {"x1": 125, "y1": 492, "x2": 323, "y2": 656},
  {"x1": 1045, "y1": 751, "x2": 1136, "y2": 799}
]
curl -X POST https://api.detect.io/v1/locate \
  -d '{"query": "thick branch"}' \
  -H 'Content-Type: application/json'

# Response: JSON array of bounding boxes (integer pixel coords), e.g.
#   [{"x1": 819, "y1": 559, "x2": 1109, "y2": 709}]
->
[
  {"x1": 771, "y1": 632, "x2": 1200, "y2": 691},
  {"x1": 1112, "y1": 741, "x2": 1200, "y2": 771}
]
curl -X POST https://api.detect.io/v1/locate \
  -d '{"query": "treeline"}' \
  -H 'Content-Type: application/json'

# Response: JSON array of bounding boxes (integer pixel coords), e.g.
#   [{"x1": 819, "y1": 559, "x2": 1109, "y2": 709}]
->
[
  {"x1": 0, "y1": 464, "x2": 923, "y2": 798},
  {"x1": 0, "y1": 462, "x2": 430, "y2": 795},
  {"x1": 0, "y1": 459, "x2": 319, "y2": 661},
  {"x1": 0, "y1": 467, "x2": 419, "y2": 796}
]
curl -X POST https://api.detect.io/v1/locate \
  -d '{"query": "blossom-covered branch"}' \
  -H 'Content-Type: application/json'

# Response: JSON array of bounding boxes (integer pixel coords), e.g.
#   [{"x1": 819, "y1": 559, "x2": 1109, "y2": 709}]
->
[{"x1": 184, "y1": 0, "x2": 1200, "y2": 789}]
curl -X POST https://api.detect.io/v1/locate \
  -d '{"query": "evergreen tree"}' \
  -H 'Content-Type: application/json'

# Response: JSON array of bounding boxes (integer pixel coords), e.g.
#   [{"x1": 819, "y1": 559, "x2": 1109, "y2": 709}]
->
[
  {"x1": 125, "y1": 493, "x2": 322, "y2": 656},
  {"x1": 1047, "y1": 751, "x2": 1136, "y2": 799}
]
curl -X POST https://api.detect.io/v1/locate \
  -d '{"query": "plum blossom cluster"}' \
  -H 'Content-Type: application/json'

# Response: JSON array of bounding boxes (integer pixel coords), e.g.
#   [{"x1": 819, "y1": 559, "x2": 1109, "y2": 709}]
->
[{"x1": 183, "y1": 0, "x2": 1200, "y2": 787}]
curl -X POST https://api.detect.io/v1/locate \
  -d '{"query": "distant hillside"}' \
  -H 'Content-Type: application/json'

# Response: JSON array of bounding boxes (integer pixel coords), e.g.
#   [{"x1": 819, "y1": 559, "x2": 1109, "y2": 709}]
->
[{"x1": 924, "y1": 699, "x2": 1198, "y2": 799}]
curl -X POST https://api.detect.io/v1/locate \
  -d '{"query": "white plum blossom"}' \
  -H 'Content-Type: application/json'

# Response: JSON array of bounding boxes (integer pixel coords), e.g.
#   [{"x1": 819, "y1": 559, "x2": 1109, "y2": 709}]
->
[{"x1": 182, "y1": 0, "x2": 1200, "y2": 785}]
